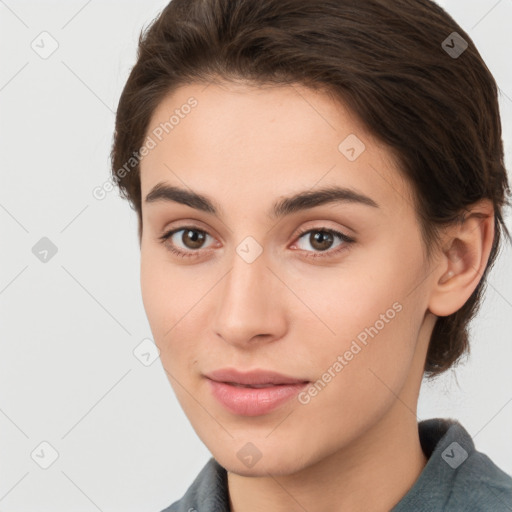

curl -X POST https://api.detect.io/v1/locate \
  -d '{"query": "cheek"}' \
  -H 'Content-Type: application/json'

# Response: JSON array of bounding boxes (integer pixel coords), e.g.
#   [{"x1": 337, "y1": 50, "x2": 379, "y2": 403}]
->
[
  {"x1": 295, "y1": 279, "x2": 423, "y2": 447},
  {"x1": 140, "y1": 250, "x2": 214, "y2": 372},
  {"x1": 140, "y1": 241, "x2": 190, "y2": 330},
  {"x1": 296, "y1": 248, "x2": 414, "y2": 343},
  {"x1": 304, "y1": 274, "x2": 415, "y2": 382},
  {"x1": 301, "y1": 236, "x2": 426, "y2": 387},
  {"x1": 140, "y1": 252, "x2": 167, "y2": 336},
  {"x1": 140, "y1": 248, "x2": 185, "y2": 357}
]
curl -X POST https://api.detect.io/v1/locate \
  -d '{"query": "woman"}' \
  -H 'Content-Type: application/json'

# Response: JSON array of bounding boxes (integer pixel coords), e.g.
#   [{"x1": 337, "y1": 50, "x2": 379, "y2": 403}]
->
[{"x1": 110, "y1": 0, "x2": 512, "y2": 510}]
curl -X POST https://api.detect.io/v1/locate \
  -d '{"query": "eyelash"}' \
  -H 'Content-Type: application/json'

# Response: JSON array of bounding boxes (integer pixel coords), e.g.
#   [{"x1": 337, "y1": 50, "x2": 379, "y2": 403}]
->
[{"x1": 158, "y1": 225, "x2": 355, "y2": 260}]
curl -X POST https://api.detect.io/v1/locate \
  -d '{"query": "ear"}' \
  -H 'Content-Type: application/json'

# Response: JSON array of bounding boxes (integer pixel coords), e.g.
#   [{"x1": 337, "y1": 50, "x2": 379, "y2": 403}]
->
[{"x1": 427, "y1": 199, "x2": 495, "y2": 317}]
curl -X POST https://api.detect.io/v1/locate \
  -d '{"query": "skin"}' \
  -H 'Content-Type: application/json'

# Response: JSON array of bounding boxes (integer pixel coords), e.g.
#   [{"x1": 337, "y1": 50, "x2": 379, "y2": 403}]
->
[{"x1": 138, "y1": 81, "x2": 494, "y2": 512}]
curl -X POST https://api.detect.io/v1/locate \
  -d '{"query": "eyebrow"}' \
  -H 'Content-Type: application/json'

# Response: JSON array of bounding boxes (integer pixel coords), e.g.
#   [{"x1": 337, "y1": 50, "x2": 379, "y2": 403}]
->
[{"x1": 144, "y1": 182, "x2": 379, "y2": 218}]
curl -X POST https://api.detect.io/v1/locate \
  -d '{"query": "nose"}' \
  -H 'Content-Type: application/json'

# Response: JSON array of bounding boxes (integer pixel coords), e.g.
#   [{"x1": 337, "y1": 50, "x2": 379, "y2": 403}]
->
[{"x1": 212, "y1": 247, "x2": 288, "y2": 349}]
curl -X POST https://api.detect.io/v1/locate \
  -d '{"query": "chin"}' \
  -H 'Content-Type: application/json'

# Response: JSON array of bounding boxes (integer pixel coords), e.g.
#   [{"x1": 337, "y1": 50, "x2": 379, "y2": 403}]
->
[{"x1": 213, "y1": 446, "x2": 314, "y2": 478}]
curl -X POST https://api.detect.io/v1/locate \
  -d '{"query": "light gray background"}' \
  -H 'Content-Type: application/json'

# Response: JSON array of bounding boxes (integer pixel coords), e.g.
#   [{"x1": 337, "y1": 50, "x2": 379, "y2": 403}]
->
[{"x1": 1, "y1": 1, "x2": 511, "y2": 511}]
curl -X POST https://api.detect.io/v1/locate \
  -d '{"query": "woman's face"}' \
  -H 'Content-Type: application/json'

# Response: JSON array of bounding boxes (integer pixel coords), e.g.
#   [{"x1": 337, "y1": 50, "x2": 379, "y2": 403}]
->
[{"x1": 139, "y1": 81, "x2": 438, "y2": 476}]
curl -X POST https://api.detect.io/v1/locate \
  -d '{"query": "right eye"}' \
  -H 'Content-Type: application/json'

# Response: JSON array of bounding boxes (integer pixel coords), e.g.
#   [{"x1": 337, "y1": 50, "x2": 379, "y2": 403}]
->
[{"x1": 159, "y1": 226, "x2": 216, "y2": 258}]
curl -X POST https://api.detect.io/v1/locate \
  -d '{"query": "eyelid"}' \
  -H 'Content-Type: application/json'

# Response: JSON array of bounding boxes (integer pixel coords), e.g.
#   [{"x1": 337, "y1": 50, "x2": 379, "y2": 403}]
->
[{"x1": 291, "y1": 220, "x2": 355, "y2": 241}]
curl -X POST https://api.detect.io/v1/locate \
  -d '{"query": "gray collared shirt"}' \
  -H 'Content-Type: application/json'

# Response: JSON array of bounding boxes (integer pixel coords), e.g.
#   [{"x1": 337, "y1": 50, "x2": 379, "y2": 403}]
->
[{"x1": 160, "y1": 418, "x2": 512, "y2": 511}]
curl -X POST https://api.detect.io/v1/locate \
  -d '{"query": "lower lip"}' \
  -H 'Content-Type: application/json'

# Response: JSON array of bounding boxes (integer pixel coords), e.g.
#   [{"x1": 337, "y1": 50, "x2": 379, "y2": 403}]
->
[{"x1": 207, "y1": 379, "x2": 309, "y2": 416}]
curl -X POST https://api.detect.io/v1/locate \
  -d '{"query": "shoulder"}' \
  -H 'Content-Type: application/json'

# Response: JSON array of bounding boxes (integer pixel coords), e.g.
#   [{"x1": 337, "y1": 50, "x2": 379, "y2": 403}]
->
[
  {"x1": 446, "y1": 448, "x2": 512, "y2": 511},
  {"x1": 393, "y1": 418, "x2": 512, "y2": 512},
  {"x1": 158, "y1": 457, "x2": 229, "y2": 512}
]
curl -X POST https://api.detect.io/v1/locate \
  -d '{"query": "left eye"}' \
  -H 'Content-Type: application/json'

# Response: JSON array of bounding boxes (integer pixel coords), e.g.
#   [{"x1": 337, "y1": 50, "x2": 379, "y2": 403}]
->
[{"x1": 293, "y1": 228, "x2": 353, "y2": 254}]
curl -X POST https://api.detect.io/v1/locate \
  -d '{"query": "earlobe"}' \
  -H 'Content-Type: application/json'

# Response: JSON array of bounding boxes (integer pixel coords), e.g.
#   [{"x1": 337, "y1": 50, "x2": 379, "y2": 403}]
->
[{"x1": 428, "y1": 200, "x2": 495, "y2": 317}]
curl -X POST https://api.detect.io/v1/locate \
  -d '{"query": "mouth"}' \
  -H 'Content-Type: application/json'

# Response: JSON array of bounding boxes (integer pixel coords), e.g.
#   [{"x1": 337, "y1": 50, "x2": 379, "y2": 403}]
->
[{"x1": 204, "y1": 368, "x2": 310, "y2": 416}]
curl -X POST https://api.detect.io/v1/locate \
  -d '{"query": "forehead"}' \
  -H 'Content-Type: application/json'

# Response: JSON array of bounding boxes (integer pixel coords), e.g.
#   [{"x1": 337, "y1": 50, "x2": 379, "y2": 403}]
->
[{"x1": 140, "y1": 81, "x2": 414, "y2": 217}]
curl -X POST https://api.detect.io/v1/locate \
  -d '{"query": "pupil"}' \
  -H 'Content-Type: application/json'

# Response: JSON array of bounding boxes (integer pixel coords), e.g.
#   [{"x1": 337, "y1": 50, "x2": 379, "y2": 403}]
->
[{"x1": 312, "y1": 231, "x2": 332, "y2": 251}]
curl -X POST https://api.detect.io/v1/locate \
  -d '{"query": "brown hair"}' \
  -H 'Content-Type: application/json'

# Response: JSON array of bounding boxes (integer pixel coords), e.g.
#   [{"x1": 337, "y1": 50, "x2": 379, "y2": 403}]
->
[{"x1": 110, "y1": 0, "x2": 510, "y2": 378}]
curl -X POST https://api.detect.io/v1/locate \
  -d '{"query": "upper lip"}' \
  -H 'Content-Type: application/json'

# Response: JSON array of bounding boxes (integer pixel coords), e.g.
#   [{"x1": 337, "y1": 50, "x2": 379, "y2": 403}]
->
[{"x1": 205, "y1": 368, "x2": 309, "y2": 386}]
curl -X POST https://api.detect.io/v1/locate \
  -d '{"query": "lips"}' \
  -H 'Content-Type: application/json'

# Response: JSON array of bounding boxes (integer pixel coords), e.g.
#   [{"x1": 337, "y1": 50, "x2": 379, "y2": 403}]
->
[
  {"x1": 204, "y1": 368, "x2": 311, "y2": 416},
  {"x1": 204, "y1": 367, "x2": 309, "y2": 386},
  {"x1": 205, "y1": 377, "x2": 309, "y2": 416}
]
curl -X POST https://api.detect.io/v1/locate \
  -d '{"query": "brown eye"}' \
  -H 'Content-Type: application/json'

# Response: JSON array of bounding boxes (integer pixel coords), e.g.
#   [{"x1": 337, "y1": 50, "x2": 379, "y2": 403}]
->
[
  {"x1": 180, "y1": 229, "x2": 207, "y2": 249},
  {"x1": 159, "y1": 227, "x2": 214, "y2": 258},
  {"x1": 293, "y1": 227, "x2": 355, "y2": 259},
  {"x1": 308, "y1": 231, "x2": 335, "y2": 251}
]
